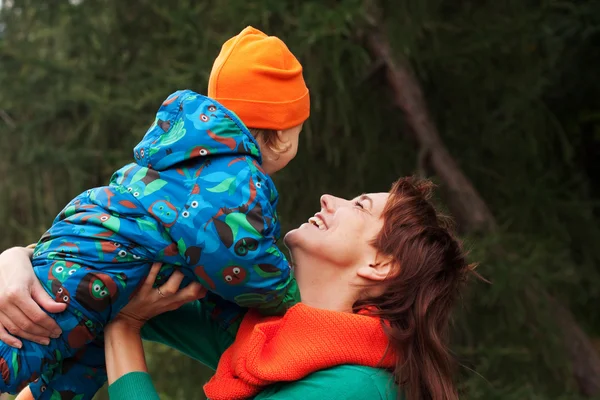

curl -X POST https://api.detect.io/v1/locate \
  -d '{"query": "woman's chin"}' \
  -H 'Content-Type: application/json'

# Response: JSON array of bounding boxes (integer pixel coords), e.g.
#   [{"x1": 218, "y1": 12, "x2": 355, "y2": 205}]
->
[
  {"x1": 285, "y1": 222, "x2": 330, "y2": 254},
  {"x1": 283, "y1": 224, "x2": 310, "y2": 247},
  {"x1": 283, "y1": 228, "x2": 297, "y2": 247}
]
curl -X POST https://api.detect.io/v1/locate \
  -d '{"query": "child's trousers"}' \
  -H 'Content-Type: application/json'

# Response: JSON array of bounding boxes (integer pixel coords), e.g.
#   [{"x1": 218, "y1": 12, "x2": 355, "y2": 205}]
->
[
  {"x1": 0, "y1": 306, "x2": 109, "y2": 400},
  {"x1": 0, "y1": 242, "x2": 170, "y2": 400}
]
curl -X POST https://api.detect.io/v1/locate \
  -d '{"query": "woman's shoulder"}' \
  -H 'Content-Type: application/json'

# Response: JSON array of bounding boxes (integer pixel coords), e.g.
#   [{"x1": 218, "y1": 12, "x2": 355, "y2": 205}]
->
[{"x1": 255, "y1": 365, "x2": 400, "y2": 400}]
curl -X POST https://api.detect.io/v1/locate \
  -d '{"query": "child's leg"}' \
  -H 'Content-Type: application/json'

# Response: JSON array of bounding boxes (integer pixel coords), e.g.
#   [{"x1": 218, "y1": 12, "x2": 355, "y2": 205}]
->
[
  {"x1": 23, "y1": 257, "x2": 153, "y2": 400},
  {"x1": 0, "y1": 311, "x2": 90, "y2": 396},
  {"x1": 14, "y1": 387, "x2": 34, "y2": 400},
  {"x1": 28, "y1": 339, "x2": 106, "y2": 400}
]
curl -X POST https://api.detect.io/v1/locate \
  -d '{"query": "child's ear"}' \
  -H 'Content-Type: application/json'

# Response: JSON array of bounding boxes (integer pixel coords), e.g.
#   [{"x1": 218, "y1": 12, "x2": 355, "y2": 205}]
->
[{"x1": 276, "y1": 130, "x2": 286, "y2": 143}]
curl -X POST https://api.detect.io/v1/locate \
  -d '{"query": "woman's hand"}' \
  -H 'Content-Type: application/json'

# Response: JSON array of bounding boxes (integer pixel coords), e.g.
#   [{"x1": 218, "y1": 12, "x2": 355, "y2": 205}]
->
[
  {"x1": 110, "y1": 262, "x2": 207, "y2": 332},
  {"x1": 0, "y1": 247, "x2": 67, "y2": 348},
  {"x1": 105, "y1": 263, "x2": 206, "y2": 385}
]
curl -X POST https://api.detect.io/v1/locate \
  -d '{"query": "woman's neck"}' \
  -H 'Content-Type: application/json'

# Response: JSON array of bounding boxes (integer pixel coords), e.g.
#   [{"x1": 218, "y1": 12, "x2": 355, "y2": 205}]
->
[{"x1": 291, "y1": 253, "x2": 360, "y2": 313}]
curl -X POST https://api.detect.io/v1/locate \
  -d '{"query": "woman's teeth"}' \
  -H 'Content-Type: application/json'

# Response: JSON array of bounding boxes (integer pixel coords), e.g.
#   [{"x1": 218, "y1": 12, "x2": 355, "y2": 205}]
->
[{"x1": 308, "y1": 217, "x2": 326, "y2": 230}]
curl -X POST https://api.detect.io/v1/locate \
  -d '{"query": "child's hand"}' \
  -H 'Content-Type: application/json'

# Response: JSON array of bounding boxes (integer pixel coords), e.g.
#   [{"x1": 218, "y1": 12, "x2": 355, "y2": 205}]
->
[{"x1": 111, "y1": 263, "x2": 207, "y2": 332}]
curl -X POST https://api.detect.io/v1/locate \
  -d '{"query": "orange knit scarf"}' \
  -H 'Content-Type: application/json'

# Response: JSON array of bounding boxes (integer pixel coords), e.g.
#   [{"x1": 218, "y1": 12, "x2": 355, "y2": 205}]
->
[{"x1": 203, "y1": 303, "x2": 397, "y2": 400}]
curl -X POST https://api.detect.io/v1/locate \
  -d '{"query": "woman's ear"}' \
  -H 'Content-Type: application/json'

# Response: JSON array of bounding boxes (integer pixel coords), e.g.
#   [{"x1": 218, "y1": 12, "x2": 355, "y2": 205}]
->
[{"x1": 357, "y1": 254, "x2": 395, "y2": 282}]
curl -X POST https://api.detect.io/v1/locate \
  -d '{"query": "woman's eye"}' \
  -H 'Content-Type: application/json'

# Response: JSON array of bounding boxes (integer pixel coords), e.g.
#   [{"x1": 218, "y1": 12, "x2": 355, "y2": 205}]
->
[{"x1": 354, "y1": 201, "x2": 364, "y2": 209}]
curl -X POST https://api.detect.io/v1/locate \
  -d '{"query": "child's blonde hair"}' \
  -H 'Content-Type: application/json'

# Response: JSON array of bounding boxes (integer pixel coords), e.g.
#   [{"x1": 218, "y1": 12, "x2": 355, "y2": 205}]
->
[{"x1": 248, "y1": 128, "x2": 292, "y2": 158}]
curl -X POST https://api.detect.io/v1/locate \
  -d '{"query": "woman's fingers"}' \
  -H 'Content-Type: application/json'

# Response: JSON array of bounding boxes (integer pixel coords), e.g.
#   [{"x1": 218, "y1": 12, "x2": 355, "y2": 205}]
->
[
  {"x1": 0, "y1": 321, "x2": 22, "y2": 349},
  {"x1": 142, "y1": 263, "x2": 162, "y2": 292},
  {"x1": 0, "y1": 305, "x2": 53, "y2": 338},
  {"x1": 0, "y1": 246, "x2": 63, "y2": 338},
  {"x1": 157, "y1": 283, "x2": 206, "y2": 313},
  {"x1": 30, "y1": 284, "x2": 67, "y2": 324},
  {"x1": 0, "y1": 310, "x2": 50, "y2": 347},
  {"x1": 138, "y1": 265, "x2": 205, "y2": 314},
  {"x1": 174, "y1": 282, "x2": 207, "y2": 303},
  {"x1": 18, "y1": 282, "x2": 64, "y2": 336},
  {"x1": 156, "y1": 270, "x2": 185, "y2": 297},
  {"x1": 0, "y1": 293, "x2": 60, "y2": 338}
]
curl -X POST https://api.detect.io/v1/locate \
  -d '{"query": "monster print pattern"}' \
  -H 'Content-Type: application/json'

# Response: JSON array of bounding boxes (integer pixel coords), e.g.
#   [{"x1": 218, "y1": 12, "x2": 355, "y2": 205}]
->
[{"x1": 0, "y1": 90, "x2": 298, "y2": 400}]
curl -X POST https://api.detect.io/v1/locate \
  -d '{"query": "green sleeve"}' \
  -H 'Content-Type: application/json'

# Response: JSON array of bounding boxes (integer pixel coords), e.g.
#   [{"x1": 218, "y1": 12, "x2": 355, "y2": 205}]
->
[
  {"x1": 141, "y1": 298, "x2": 243, "y2": 370},
  {"x1": 108, "y1": 372, "x2": 159, "y2": 400},
  {"x1": 255, "y1": 365, "x2": 401, "y2": 400}
]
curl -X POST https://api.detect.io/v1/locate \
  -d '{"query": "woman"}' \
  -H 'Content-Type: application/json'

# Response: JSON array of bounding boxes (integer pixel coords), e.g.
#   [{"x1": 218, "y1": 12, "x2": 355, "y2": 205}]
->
[{"x1": 0, "y1": 177, "x2": 473, "y2": 400}]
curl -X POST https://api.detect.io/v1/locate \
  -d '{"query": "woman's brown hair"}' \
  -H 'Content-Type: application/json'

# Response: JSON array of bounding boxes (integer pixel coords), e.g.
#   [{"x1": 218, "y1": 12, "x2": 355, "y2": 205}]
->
[{"x1": 354, "y1": 177, "x2": 474, "y2": 400}]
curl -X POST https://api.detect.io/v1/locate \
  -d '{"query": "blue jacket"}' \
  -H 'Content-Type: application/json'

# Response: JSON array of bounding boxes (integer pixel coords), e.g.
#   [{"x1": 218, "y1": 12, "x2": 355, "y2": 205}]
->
[{"x1": 33, "y1": 90, "x2": 298, "y2": 324}]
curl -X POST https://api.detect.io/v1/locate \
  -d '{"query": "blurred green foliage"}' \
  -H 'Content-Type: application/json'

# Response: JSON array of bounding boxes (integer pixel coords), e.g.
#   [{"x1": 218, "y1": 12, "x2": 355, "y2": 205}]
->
[{"x1": 1, "y1": 0, "x2": 600, "y2": 398}]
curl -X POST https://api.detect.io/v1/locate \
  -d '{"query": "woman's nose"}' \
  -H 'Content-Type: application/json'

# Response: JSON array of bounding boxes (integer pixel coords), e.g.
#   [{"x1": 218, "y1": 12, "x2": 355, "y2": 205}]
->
[{"x1": 320, "y1": 194, "x2": 336, "y2": 212}]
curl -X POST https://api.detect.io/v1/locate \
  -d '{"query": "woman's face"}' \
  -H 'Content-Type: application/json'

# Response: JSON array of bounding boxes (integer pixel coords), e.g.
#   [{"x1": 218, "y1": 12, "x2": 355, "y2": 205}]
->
[{"x1": 284, "y1": 192, "x2": 389, "y2": 269}]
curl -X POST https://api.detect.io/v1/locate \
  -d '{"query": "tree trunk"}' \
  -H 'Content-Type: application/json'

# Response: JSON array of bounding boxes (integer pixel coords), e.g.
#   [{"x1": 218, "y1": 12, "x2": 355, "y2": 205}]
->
[
  {"x1": 365, "y1": 26, "x2": 600, "y2": 397},
  {"x1": 365, "y1": 31, "x2": 496, "y2": 235}
]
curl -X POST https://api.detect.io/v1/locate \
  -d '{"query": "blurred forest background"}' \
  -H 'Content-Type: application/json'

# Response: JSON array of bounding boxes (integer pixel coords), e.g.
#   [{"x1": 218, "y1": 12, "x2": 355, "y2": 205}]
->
[{"x1": 1, "y1": 0, "x2": 600, "y2": 399}]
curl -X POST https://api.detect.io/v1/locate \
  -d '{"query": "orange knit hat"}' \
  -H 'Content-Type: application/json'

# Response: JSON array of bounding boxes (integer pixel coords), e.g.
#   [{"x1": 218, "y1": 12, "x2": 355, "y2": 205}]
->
[{"x1": 208, "y1": 26, "x2": 310, "y2": 131}]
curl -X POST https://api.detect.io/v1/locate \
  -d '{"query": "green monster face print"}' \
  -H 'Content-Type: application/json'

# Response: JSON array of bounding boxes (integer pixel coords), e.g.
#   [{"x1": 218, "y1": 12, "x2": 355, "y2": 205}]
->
[
  {"x1": 91, "y1": 278, "x2": 109, "y2": 300},
  {"x1": 48, "y1": 260, "x2": 82, "y2": 283},
  {"x1": 234, "y1": 237, "x2": 259, "y2": 256},
  {"x1": 75, "y1": 272, "x2": 119, "y2": 312},
  {"x1": 148, "y1": 199, "x2": 178, "y2": 228},
  {"x1": 213, "y1": 212, "x2": 263, "y2": 259}
]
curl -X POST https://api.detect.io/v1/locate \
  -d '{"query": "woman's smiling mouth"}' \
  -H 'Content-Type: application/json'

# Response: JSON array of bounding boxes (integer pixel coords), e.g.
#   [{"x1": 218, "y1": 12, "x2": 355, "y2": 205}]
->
[{"x1": 308, "y1": 214, "x2": 327, "y2": 230}]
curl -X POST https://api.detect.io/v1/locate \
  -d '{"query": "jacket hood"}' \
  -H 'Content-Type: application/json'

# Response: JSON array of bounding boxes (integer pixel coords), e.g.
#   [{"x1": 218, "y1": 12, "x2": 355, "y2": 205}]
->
[{"x1": 133, "y1": 90, "x2": 261, "y2": 170}]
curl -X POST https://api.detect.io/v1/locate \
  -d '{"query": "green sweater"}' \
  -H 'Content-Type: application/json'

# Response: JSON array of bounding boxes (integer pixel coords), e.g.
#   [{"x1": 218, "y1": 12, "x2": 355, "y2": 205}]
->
[{"x1": 107, "y1": 300, "x2": 401, "y2": 399}]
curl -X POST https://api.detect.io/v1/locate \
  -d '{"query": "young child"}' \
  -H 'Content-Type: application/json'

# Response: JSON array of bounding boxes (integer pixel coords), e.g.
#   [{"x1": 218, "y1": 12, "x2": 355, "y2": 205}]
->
[{"x1": 2, "y1": 26, "x2": 309, "y2": 400}]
